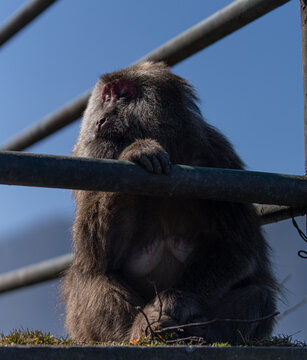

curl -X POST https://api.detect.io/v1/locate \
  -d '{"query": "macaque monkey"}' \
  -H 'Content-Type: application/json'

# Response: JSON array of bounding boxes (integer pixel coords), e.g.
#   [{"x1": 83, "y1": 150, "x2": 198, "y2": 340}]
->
[{"x1": 63, "y1": 62, "x2": 277, "y2": 344}]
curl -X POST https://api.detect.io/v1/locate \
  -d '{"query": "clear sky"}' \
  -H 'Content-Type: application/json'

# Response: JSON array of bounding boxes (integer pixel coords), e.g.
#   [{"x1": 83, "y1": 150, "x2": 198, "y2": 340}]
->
[{"x1": 0, "y1": 0, "x2": 305, "y2": 340}]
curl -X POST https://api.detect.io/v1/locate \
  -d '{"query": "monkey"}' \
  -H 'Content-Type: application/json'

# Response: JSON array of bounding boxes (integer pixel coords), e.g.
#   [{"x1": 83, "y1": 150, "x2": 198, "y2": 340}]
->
[{"x1": 62, "y1": 62, "x2": 277, "y2": 344}]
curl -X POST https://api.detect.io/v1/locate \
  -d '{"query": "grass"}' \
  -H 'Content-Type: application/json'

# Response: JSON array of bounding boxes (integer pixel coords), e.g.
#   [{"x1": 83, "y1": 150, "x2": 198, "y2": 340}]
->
[
  {"x1": 243, "y1": 334, "x2": 307, "y2": 347},
  {"x1": 0, "y1": 329, "x2": 73, "y2": 346},
  {"x1": 0, "y1": 329, "x2": 306, "y2": 347},
  {"x1": 133, "y1": 333, "x2": 306, "y2": 347}
]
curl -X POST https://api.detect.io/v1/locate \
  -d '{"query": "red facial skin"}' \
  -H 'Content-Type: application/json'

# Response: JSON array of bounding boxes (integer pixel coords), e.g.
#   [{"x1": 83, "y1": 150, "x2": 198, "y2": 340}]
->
[
  {"x1": 96, "y1": 79, "x2": 138, "y2": 134},
  {"x1": 101, "y1": 78, "x2": 138, "y2": 104}
]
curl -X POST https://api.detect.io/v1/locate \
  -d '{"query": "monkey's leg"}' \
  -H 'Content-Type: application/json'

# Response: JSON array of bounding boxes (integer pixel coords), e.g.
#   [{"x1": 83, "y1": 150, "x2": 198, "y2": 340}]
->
[
  {"x1": 130, "y1": 284, "x2": 276, "y2": 344},
  {"x1": 64, "y1": 268, "x2": 145, "y2": 343},
  {"x1": 199, "y1": 284, "x2": 276, "y2": 344},
  {"x1": 183, "y1": 283, "x2": 277, "y2": 345},
  {"x1": 130, "y1": 289, "x2": 207, "y2": 340}
]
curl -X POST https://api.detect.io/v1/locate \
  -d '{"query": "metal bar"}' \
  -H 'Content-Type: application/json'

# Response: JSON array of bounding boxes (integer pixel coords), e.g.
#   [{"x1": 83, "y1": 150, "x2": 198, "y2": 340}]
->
[
  {"x1": 1, "y1": 344, "x2": 307, "y2": 358},
  {"x1": 300, "y1": 1, "x2": 307, "y2": 245},
  {"x1": 1, "y1": 0, "x2": 290, "y2": 151},
  {"x1": 0, "y1": 205, "x2": 305, "y2": 295},
  {"x1": 0, "y1": 344, "x2": 307, "y2": 360},
  {"x1": 0, "y1": 254, "x2": 72, "y2": 294},
  {"x1": 1, "y1": 91, "x2": 91, "y2": 151},
  {"x1": 302, "y1": 0, "x2": 307, "y2": 173},
  {"x1": 0, "y1": 205, "x2": 301, "y2": 296},
  {"x1": 0, "y1": 151, "x2": 306, "y2": 206},
  {"x1": 257, "y1": 205, "x2": 307, "y2": 225},
  {"x1": 0, "y1": 0, "x2": 58, "y2": 47},
  {"x1": 136, "y1": 0, "x2": 291, "y2": 66}
]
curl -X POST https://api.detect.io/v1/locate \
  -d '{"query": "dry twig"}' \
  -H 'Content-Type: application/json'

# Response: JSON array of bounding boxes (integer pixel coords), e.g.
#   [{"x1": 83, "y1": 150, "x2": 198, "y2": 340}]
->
[
  {"x1": 135, "y1": 306, "x2": 155, "y2": 341},
  {"x1": 155, "y1": 311, "x2": 280, "y2": 335},
  {"x1": 278, "y1": 297, "x2": 307, "y2": 320},
  {"x1": 166, "y1": 336, "x2": 207, "y2": 345}
]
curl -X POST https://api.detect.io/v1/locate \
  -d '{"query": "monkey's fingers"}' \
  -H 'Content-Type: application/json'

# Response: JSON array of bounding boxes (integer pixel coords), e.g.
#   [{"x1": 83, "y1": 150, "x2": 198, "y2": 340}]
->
[
  {"x1": 151, "y1": 155, "x2": 162, "y2": 174},
  {"x1": 139, "y1": 155, "x2": 154, "y2": 173},
  {"x1": 139, "y1": 155, "x2": 162, "y2": 174},
  {"x1": 139, "y1": 154, "x2": 171, "y2": 175},
  {"x1": 157, "y1": 152, "x2": 172, "y2": 175}
]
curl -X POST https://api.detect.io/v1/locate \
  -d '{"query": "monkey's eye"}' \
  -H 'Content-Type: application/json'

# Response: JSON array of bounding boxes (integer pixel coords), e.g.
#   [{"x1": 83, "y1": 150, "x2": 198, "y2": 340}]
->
[
  {"x1": 101, "y1": 79, "x2": 138, "y2": 104},
  {"x1": 104, "y1": 93, "x2": 111, "y2": 102},
  {"x1": 119, "y1": 86, "x2": 128, "y2": 98},
  {"x1": 101, "y1": 83, "x2": 112, "y2": 104}
]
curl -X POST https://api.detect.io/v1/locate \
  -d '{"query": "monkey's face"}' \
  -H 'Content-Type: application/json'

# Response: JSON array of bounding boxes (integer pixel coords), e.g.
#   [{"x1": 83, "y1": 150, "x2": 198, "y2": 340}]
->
[
  {"x1": 75, "y1": 62, "x2": 199, "y2": 159},
  {"x1": 95, "y1": 78, "x2": 140, "y2": 141}
]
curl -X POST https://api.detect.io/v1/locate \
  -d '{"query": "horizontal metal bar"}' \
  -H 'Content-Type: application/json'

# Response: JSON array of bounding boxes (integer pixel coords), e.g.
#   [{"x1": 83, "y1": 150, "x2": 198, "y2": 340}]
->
[
  {"x1": 0, "y1": 254, "x2": 72, "y2": 294},
  {"x1": 1, "y1": 91, "x2": 91, "y2": 151},
  {"x1": 1, "y1": 345, "x2": 306, "y2": 359},
  {"x1": 1, "y1": 0, "x2": 290, "y2": 151},
  {"x1": 0, "y1": 0, "x2": 58, "y2": 47},
  {"x1": 0, "y1": 205, "x2": 305, "y2": 295},
  {"x1": 0, "y1": 151, "x2": 306, "y2": 206},
  {"x1": 257, "y1": 205, "x2": 307, "y2": 225},
  {"x1": 0, "y1": 207, "x2": 304, "y2": 296},
  {"x1": 136, "y1": 0, "x2": 291, "y2": 66}
]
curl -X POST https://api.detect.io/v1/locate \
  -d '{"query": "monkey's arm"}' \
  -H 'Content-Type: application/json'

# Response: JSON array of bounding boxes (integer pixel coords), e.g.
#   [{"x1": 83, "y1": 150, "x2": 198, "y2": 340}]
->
[{"x1": 72, "y1": 138, "x2": 170, "y2": 271}]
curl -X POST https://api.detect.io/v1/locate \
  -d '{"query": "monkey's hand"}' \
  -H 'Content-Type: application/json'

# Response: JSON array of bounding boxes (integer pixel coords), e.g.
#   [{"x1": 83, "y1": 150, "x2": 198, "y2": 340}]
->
[
  {"x1": 130, "y1": 303, "x2": 177, "y2": 340},
  {"x1": 119, "y1": 139, "x2": 171, "y2": 174},
  {"x1": 130, "y1": 290, "x2": 207, "y2": 341}
]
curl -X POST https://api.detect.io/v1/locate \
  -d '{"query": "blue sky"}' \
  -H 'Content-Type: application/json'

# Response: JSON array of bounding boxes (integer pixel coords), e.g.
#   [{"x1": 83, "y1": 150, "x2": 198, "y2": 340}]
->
[
  {"x1": 0, "y1": 0, "x2": 305, "y2": 340},
  {"x1": 0, "y1": 1, "x2": 302, "y2": 235}
]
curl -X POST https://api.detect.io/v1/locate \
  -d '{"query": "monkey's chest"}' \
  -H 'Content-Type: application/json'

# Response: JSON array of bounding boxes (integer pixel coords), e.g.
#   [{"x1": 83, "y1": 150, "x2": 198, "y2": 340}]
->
[{"x1": 123, "y1": 237, "x2": 194, "y2": 296}]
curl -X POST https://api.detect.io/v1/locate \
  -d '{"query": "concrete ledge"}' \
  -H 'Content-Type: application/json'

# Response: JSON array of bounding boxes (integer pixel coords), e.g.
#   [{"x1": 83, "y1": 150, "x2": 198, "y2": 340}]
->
[{"x1": 0, "y1": 346, "x2": 306, "y2": 360}]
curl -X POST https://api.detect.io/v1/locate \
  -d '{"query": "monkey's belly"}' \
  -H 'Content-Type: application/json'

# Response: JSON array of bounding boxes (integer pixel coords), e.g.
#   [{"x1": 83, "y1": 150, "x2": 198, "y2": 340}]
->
[{"x1": 123, "y1": 236, "x2": 194, "y2": 279}]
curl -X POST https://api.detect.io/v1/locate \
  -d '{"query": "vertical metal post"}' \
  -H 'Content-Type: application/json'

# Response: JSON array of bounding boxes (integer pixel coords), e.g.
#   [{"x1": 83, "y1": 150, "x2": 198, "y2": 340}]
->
[
  {"x1": 300, "y1": 1, "x2": 307, "y2": 254},
  {"x1": 301, "y1": 0, "x2": 307, "y2": 173}
]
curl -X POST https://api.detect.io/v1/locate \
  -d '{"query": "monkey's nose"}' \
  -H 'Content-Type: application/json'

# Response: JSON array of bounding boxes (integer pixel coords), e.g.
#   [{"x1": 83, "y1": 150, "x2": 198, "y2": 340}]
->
[{"x1": 95, "y1": 118, "x2": 107, "y2": 134}]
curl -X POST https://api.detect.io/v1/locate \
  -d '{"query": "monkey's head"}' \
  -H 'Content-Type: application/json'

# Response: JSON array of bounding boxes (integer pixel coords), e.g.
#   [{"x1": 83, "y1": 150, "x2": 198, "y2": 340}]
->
[{"x1": 74, "y1": 62, "x2": 202, "y2": 160}]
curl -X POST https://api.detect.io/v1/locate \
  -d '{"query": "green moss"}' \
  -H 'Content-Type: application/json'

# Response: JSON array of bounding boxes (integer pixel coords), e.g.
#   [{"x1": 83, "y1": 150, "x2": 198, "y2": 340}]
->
[
  {"x1": 211, "y1": 342, "x2": 231, "y2": 347},
  {"x1": 0, "y1": 329, "x2": 74, "y2": 346},
  {"x1": 244, "y1": 335, "x2": 307, "y2": 347},
  {"x1": 0, "y1": 329, "x2": 305, "y2": 347}
]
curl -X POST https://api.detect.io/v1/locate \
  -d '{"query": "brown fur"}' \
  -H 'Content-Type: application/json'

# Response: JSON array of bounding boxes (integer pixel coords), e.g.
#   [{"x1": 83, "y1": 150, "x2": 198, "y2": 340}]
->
[{"x1": 63, "y1": 62, "x2": 277, "y2": 344}]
